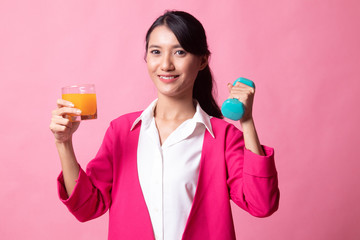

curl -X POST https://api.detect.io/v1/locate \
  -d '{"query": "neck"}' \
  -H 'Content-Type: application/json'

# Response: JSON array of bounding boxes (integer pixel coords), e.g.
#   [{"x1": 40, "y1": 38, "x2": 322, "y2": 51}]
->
[{"x1": 155, "y1": 95, "x2": 196, "y2": 121}]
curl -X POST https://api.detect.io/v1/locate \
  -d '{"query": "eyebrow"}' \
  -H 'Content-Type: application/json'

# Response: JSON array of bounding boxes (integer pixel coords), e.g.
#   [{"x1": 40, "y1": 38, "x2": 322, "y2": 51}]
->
[{"x1": 148, "y1": 44, "x2": 183, "y2": 49}]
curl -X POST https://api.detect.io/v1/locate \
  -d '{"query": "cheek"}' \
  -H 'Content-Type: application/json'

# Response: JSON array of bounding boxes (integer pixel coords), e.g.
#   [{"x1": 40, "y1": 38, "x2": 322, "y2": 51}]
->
[
  {"x1": 146, "y1": 59, "x2": 157, "y2": 73},
  {"x1": 146, "y1": 60, "x2": 159, "y2": 83},
  {"x1": 185, "y1": 62, "x2": 201, "y2": 78}
]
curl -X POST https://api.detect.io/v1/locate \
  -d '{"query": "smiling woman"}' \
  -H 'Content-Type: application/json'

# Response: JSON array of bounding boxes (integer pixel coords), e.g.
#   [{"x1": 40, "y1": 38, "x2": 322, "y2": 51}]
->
[
  {"x1": 145, "y1": 11, "x2": 222, "y2": 119},
  {"x1": 146, "y1": 25, "x2": 208, "y2": 102},
  {"x1": 50, "y1": 10, "x2": 279, "y2": 240}
]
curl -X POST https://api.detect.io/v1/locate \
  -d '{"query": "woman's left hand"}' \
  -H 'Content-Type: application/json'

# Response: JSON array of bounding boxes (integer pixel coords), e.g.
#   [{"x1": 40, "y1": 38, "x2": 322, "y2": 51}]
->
[
  {"x1": 227, "y1": 81, "x2": 264, "y2": 155},
  {"x1": 227, "y1": 81, "x2": 255, "y2": 122}
]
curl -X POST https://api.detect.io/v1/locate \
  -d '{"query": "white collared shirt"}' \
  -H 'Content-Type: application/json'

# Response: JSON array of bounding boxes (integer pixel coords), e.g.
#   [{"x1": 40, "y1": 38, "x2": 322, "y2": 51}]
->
[{"x1": 130, "y1": 99, "x2": 214, "y2": 240}]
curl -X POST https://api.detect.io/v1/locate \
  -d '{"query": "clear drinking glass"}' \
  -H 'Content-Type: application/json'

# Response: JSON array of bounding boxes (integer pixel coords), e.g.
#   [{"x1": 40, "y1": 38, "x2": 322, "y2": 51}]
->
[{"x1": 62, "y1": 84, "x2": 97, "y2": 121}]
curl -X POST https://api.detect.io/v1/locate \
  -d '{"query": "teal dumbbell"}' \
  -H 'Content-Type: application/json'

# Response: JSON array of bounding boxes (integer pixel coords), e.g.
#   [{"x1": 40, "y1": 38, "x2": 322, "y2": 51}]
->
[{"x1": 221, "y1": 77, "x2": 255, "y2": 121}]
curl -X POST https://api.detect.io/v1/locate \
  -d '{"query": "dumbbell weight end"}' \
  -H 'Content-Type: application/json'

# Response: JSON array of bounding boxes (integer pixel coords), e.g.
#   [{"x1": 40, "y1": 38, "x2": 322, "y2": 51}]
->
[{"x1": 221, "y1": 77, "x2": 255, "y2": 121}]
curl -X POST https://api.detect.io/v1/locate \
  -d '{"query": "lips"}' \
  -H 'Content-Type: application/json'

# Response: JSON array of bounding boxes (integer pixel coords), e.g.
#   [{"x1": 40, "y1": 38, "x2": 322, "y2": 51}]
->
[{"x1": 158, "y1": 75, "x2": 180, "y2": 83}]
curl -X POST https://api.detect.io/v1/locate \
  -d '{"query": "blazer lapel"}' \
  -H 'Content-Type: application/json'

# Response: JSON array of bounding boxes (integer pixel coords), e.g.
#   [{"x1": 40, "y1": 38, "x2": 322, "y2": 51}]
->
[{"x1": 182, "y1": 129, "x2": 217, "y2": 239}]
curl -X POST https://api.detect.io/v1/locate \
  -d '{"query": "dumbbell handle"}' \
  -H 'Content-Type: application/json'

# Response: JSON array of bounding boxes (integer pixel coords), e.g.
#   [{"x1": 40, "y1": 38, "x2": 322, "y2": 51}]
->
[{"x1": 221, "y1": 77, "x2": 255, "y2": 120}]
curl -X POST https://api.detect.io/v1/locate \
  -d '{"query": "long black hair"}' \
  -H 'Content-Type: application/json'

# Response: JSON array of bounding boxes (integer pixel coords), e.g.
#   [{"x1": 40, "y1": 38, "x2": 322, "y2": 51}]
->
[{"x1": 145, "y1": 10, "x2": 223, "y2": 118}]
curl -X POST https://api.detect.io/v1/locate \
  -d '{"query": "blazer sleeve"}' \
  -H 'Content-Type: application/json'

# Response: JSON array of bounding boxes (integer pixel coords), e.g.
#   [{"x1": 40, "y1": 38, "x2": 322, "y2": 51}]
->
[
  {"x1": 225, "y1": 124, "x2": 280, "y2": 217},
  {"x1": 57, "y1": 122, "x2": 115, "y2": 222}
]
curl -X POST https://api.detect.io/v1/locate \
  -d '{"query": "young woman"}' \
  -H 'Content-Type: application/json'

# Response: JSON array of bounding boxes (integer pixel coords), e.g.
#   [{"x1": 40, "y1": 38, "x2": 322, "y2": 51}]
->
[{"x1": 50, "y1": 10, "x2": 279, "y2": 240}]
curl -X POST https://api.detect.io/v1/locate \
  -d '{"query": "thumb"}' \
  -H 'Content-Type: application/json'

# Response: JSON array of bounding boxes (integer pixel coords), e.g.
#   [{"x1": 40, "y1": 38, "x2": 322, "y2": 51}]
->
[{"x1": 227, "y1": 83, "x2": 233, "y2": 92}]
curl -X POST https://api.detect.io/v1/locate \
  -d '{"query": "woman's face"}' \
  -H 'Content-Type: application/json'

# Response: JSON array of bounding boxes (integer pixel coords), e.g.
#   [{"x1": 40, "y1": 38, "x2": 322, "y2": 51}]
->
[{"x1": 146, "y1": 25, "x2": 207, "y2": 99}]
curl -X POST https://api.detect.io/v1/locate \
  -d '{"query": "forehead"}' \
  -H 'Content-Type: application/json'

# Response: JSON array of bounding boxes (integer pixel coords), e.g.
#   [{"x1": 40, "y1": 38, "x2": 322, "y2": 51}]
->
[{"x1": 148, "y1": 25, "x2": 180, "y2": 47}]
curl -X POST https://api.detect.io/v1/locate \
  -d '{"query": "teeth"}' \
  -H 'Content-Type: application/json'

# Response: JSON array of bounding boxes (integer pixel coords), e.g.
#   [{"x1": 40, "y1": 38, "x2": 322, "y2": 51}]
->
[{"x1": 160, "y1": 76, "x2": 177, "y2": 79}]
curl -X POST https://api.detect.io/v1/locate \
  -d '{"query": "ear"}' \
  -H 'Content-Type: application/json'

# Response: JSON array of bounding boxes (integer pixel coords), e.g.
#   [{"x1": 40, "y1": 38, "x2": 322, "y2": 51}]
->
[{"x1": 199, "y1": 55, "x2": 208, "y2": 71}]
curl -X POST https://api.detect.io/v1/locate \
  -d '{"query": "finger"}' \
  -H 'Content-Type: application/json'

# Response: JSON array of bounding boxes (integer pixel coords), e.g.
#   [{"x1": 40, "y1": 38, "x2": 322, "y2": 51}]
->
[
  {"x1": 52, "y1": 107, "x2": 81, "y2": 117},
  {"x1": 51, "y1": 115, "x2": 72, "y2": 127},
  {"x1": 49, "y1": 122, "x2": 68, "y2": 133},
  {"x1": 229, "y1": 90, "x2": 254, "y2": 101},
  {"x1": 51, "y1": 120, "x2": 78, "y2": 135},
  {"x1": 57, "y1": 99, "x2": 74, "y2": 108},
  {"x1": 227, "y1": 83, "x2": 235, "y2": 98},
  {"x1": 233, "y1": 82, "x2": 255, "y2": 92},
  {"x1": 230, "y1": 87, "x2": 255, "y2": 95},
  {"x1": 234, "y1": 81, "x2": 253, "y2": 87},
  {"x1": 50, "y1": 120, "x2": 71, "y2": 135}
]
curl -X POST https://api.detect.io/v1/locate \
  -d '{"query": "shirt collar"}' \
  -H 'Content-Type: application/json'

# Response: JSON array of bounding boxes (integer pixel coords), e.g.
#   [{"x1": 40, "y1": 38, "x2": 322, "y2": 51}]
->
[
  {"x1": 130, "y1": 99, "x2": 157, "y2": 131},
  {"x1": 192, "y1": 100, "x2": 215, "y2": 138},
  {"x1": 130, "y1": 99, "x2": 215, "y2": 138}
]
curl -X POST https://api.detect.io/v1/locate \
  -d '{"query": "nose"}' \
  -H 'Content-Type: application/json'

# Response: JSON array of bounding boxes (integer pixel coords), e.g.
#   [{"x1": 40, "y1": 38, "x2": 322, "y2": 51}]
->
[{"x1": 160, "y1": 54, "x2": 175, "y2": 71}]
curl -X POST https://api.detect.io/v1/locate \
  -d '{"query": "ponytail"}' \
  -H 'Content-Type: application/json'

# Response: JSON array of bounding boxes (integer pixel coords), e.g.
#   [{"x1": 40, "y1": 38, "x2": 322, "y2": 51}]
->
[{"x1": 193, "y1": 65, "x2": 222, "y2": 118}]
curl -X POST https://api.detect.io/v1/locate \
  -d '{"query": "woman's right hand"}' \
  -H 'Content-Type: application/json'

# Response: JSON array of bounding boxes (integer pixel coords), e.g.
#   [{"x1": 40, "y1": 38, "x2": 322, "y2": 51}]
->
[{"x1": 49, "y1": 99, "x2": 82, "y2": 143}]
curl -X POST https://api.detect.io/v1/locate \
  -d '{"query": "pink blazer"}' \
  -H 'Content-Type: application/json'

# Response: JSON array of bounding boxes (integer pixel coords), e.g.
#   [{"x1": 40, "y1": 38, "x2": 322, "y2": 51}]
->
[{"x1": 58, "y1": 112, "x2": 279, "y2": 239}]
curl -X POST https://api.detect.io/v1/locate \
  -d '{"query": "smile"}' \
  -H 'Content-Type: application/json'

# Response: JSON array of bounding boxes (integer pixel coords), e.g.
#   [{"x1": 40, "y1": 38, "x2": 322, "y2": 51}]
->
[
  {"x1": 159, "y1": 75, "x2": 179, "y2": 79},
  {"x1": 158, "y1": 75, "x2": 180, "y2": 83}
]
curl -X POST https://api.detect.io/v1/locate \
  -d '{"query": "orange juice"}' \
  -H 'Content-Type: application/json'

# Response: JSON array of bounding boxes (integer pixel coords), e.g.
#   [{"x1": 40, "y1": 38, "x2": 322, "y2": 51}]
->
[{"x1": 62, "y1": 93, "x2": 97, "y2": 120}]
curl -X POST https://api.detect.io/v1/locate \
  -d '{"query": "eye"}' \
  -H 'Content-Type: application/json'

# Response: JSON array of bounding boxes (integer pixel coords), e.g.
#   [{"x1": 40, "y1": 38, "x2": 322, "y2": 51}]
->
[
  {"x1": 150, "y1": 49, "x2": 160, "y2": 55},
  {"x1": 175, "y1": 50, "x2": 186, "y2": 56}
]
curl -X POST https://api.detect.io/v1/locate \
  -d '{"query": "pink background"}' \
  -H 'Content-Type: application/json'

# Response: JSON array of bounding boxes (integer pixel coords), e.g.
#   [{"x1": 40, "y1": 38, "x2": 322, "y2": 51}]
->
[{"x1": 1, "y1": 0, "x2": 359, "y2": 239}]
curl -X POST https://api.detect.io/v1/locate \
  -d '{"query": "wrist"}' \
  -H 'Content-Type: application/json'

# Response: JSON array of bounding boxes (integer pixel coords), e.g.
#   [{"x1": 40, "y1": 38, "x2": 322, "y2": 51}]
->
[
  {"x1": 240, "y1": 117, "x2": 254, "y2": 128},
  {"x1": 239, "y1": 118, "x2": 265, "y2": 156},
  {"x1": 55, "y1": 139, "x2": 74, "y2": 150}
]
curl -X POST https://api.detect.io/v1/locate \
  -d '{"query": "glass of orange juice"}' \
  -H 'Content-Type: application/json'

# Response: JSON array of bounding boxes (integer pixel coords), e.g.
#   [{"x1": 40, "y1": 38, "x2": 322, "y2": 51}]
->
[{"x1": 62, "y1": 84, "x2": 97, "y2": 121}]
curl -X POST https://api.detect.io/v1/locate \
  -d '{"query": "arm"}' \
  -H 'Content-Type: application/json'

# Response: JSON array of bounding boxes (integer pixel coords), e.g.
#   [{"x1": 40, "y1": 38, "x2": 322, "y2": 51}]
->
[
  {"x1": 51, "y1": 99, "x2": 114, "y2": 222},
  {"x1": 56, "y1": 140, "x2": 80, "y2": 196},
  {"x1": 240, "y1": 118, "x2": 265, "y2": 156},
  {"x1": 225, "y1": 125, "x2": 279, "y2": 217},
  {"x1": 227, "y1": 81, "x2": 264, "y2": 155},
  {"x1": 226, "y1": 81, "x2": 279, "y2": 216},
  {"x1": 50, "y1": 99, "x2": 81, "y2": 196}
]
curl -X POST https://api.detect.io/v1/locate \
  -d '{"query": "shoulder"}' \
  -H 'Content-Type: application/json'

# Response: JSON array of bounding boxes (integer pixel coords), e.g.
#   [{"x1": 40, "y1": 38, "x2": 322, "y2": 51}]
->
[
  {"x1": 111, "y1": 111, "x2": 143, "y2": 123},
  {"x1": 210, "y1": 117, "x2": 243, "y2": 141},
  {"x1": 210, "y1": 117, "x2": 242, "y2": 133},
  {"x1": 210, "y1": 117, "x2": 231, "y2": 129},
  {"x1": 109, "y1": 111, "x2": 143, "y2": 131}
]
